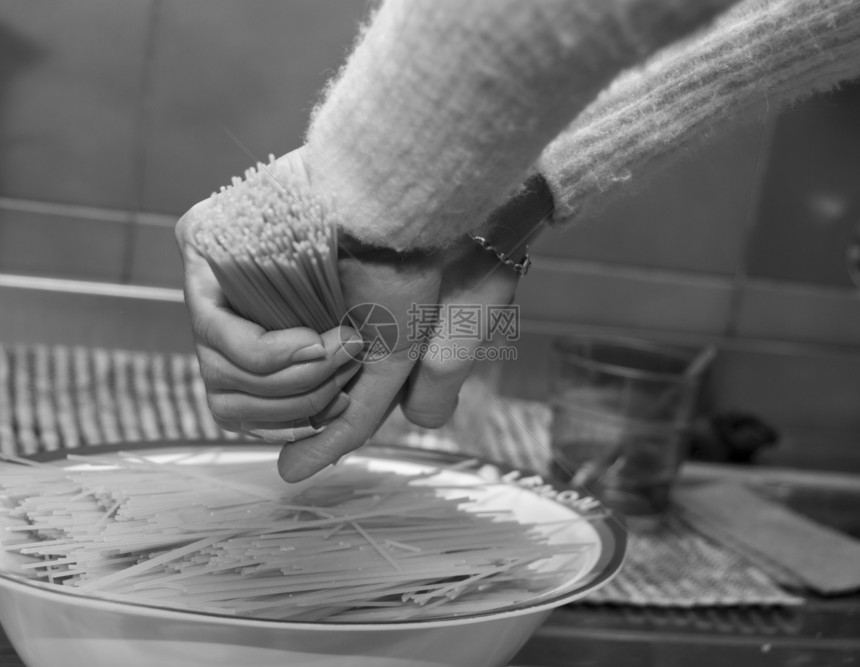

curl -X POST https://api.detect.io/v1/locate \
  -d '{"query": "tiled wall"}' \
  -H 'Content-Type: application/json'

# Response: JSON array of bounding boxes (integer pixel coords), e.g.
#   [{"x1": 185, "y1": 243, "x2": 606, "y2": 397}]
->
[
  {"x1": 1, "y1": 2, "x2": 859, "y2": 471},
  {"x1": 0, "y1": 0, "x2": 368, "y2": 286}
]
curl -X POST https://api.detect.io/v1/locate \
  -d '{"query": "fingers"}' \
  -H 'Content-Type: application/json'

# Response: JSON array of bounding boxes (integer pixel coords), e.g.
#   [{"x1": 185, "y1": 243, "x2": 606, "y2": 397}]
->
[
  {"x1": 401, "y1": 340, "x2": 477, "y2": 428},
  {"x1": 179, "y1": 201, "x2": 366, "y2": 440},
  {"x1": 196, "y1": 329, "x2": 363, "y2": 397},
  {"x1": 277, "y1": 350, "x2": 416, "y2": 481},
  {"x1": 308, "y1": 391, "x2": 354, "y2": 427},
  {"x1": 221, "y1": 392, "x2": 352, "y2": 444},
  {"x1": 181, "y1": 204, "x2": 351, "y2": 376},
  {"x1": 402, "y1": 240, "x2": 521, "y2": 429},
  {"x1": 190, "y1": 281, "x2": 330, "y2": 375},
  {"x1": 207, "y1": 361, "x2": 360, "y2": 425},
  {"x1": 212, "y1": 386, "x2": 353, "y2": 442},
  {"x1": 277, "y1": 253, "x2": 443, "y2": 482},
  {"x1": 247, "y1": 423, "x2": 323, "y2": 444}
]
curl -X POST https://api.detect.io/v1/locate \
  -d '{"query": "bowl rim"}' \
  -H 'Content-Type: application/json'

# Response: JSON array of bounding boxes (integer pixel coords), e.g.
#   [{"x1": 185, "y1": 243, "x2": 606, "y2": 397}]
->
[{"x1": 0, "y1": 440, "x2": 627, "y2": 630}]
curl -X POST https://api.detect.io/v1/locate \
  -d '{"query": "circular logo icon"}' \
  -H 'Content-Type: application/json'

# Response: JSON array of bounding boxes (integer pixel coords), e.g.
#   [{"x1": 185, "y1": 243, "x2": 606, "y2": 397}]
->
[{"x1": 340, "y1": 303, "x2": 399, "y2": 363}]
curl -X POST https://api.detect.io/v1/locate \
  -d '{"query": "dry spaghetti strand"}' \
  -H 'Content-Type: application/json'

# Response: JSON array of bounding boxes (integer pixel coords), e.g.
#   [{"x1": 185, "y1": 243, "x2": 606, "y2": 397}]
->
[
  {"x1": 191, "y1": 157, "x2": 346, "y2": 333},
  {"x1": 0, "y1": 454, "x2": 593, "y2": 622}
]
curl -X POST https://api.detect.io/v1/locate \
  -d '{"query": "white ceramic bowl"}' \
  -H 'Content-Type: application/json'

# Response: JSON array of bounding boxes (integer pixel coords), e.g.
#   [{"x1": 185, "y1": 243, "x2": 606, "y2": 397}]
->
[{"x1": 0, "y1": 443, "x2": 626, "y2": 667}]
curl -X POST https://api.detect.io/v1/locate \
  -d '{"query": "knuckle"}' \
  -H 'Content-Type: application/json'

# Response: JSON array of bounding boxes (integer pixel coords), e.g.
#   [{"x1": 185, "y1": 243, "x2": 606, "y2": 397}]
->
[
  {"x1": 174, "y1": 214, "x2": 190, "y2": 245},
  {"x1": 285, "y1": 367, "x2": 319, "y2": 395},
  {"x1": 191, "y1": 313, "x2": 214, "y2": 345},
  {"x1": 420, "y1": 357, "x2": 458, "y2": 384},
  {"x1": 207, "y1": 359, "x2": 229, "y2": 389},
  {"x1": 303, "y1": 390, "x2": 327, "y2": 416},
  {"x1": 251, "y1": 428, "x2": 292, "y2": 444},
  {"x1": 279, "y1": 433, "x2": 357, "y2": 483},
  {"x1": 245, "y1": 346, "x2": 281, "y2": 374},
  {"x1": 404, "y1": 405, "x2": 450, "y2": 429},
  {"x1": 207, "y1": 392, "x2": 236, "y2": 420},
  {"x1": 176, "y1": 201, "x2": 206, "y2": 234},
  {"x1": 211, "y1": 415, "x2": 239, "y2": 434},
  {"x1": 198, "y1": 361, "x2": 220, "y2": 388}
]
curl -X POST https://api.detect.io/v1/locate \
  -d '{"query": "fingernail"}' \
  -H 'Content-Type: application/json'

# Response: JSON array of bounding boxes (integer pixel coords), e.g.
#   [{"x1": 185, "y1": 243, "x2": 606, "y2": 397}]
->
[
  {"x1": 310, "y1": 392, "x2": 350, "y2": 427},
  {"x1": 334, "y1": 336, "x2": 365, "y2": 365},
  {"x1": 334, "y1": 361, "x2": 362, "y2": 388},
  {"x1": 330, "y1": 391, "x2": 351, "y2": 413},
  {"x1": 291, "y1": 343, "x2": 326, "y2": 363}
]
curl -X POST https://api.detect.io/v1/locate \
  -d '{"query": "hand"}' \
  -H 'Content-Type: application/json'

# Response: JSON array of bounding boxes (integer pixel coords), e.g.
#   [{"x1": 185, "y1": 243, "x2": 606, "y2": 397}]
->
[
  {"x1": 277, "y1": 242, "x2": 444, "y2": 480},
  {"x1": 177, "y1": 147, "x2": 527, "y2": 481},
  {"x1": 273, "y1": 195, "x2": 530, "y2": 479},
  {"x1": 276, "y1": 234, "x2": 520, "y2": 482},
  {"x1": 399, "y1": 238, "x2": 520, "y2": 428},
  {"x1": 400, "y1": 174, "x2": 550, "y2": 428},
  {"x1": 175, "y1": 151, "x2": 365, "y2": 443}
]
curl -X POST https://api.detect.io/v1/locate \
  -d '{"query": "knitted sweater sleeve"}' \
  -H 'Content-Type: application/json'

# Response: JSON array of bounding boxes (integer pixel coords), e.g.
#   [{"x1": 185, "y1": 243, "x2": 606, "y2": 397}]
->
[
  {"x1": 539, "y1": 0, "x2": 860, "y2": 224},
  {"x1": 304, "y1": 0, "x2": 737, "y2": 252}
]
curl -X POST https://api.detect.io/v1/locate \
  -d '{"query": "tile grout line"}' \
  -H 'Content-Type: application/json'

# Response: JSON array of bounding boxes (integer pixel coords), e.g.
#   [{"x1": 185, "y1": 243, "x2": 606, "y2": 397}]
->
[
  {"x1": 519, "y1": 317, "x2": 860, "y2": 361},
  {"x1": 0, "y1": 196, "x2": 177, "y2": 227},
  {"x1": 2, "y1": 194, "x2": 857, "y2": 296},
  {"x1": 0, "y1": 273, "x2": 183, "y2": 302},
  {"x1": 530, "y1": 253, "x2": 736, "y2": 290},
  {"x1": 122, "y1": 0, "x2": 164, "y2": 285}
]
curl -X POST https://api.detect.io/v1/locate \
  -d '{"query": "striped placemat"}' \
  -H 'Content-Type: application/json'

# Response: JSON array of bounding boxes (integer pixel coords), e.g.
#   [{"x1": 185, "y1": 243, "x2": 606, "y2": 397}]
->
[
  {"x1": 371, "y1": 379, "x2": 803, "y2": 607},
  {"x1": 0, "y1": 344, "x2": 801, "y2": 607},
  {"x1": 0, "y1": 345, "x2": 239, "y2": 456}
]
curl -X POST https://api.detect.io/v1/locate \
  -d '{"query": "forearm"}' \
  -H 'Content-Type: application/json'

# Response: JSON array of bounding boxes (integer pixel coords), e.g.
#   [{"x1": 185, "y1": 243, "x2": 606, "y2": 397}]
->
[
  {"x1": 539, "y1": 0, "x2": 860, "y2": 224},
  {"x1": 305, "y1": 0, "x2": 737, "y2": 252}
]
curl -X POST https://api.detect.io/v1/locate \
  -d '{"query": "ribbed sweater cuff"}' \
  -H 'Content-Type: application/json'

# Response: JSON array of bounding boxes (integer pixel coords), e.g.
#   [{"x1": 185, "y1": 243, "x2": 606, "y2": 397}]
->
[{"x1": 539, "y1": 0, "x2": 860, "y2": 225}]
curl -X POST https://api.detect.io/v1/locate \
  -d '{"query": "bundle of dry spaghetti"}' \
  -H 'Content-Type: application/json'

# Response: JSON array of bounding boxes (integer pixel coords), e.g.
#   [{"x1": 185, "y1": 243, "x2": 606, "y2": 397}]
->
[
  {"x1": 191, "y1": 156, "x2": 346, "y2": 332},
  {"x1": 0, "y1": 454, "x2": 592, "y2": 622}
]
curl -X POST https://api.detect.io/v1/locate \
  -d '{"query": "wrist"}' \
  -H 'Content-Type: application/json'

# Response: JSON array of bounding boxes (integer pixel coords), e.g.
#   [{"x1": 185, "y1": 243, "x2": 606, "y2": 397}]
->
[
  {"x1": 470, "y1": 172, "x2": 554, "y2": 275},
  {"x1": 336, "y1": 228, "x2": 438, "y2": 267}
]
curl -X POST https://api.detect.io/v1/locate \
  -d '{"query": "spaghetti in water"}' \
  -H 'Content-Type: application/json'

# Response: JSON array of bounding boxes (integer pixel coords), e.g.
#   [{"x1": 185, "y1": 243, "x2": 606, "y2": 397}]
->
[{"x1": 0, "y1": 453, "x2": 593, "y2": 622}]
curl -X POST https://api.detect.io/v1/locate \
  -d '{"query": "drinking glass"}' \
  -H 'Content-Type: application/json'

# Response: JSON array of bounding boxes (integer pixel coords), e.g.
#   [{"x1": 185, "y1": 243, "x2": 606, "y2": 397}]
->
[{"x1": 549, "y1": 337, "x2": 708, "y2": 521}]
